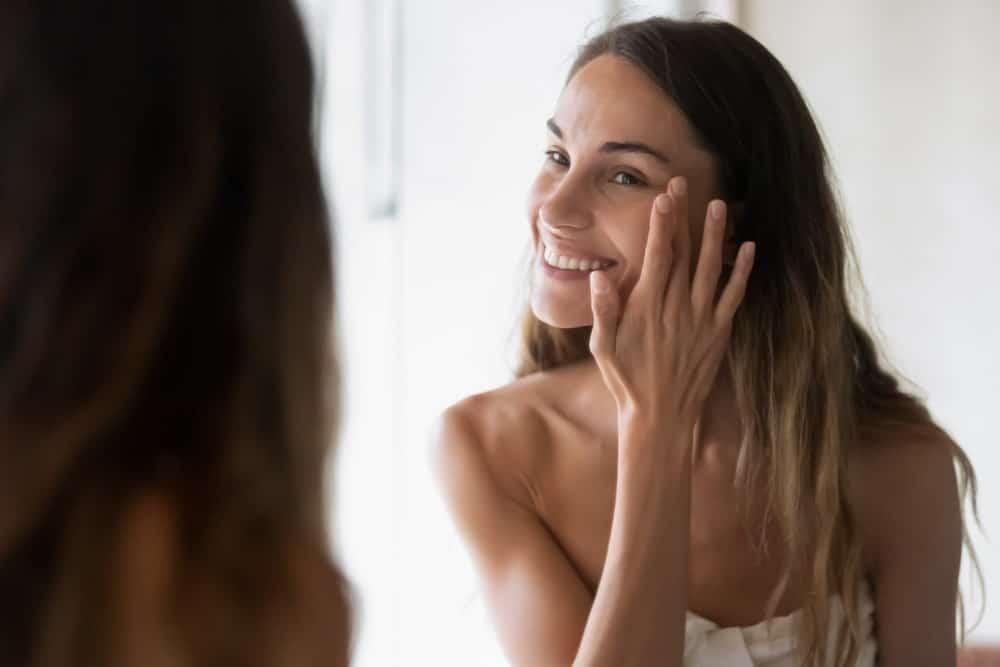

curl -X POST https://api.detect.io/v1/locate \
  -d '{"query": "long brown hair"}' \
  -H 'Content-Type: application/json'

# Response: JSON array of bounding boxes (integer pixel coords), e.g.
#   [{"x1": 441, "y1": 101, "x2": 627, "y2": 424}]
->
[
  {"x1": 0, "y1": 0, "x2": 349, "y2": 665},
  {"x1": 517, "y1": 17, "x2": 980, "y2": 664}
]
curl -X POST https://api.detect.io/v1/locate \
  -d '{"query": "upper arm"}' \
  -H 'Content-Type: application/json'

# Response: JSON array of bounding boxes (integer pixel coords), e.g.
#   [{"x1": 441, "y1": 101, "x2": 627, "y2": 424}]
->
[
  {"x1": 852, "y1": 437, "x2": 964, "y2": 667},
  {"x1": 431, "y1": 402, "x2": 594, "y2": 666}
]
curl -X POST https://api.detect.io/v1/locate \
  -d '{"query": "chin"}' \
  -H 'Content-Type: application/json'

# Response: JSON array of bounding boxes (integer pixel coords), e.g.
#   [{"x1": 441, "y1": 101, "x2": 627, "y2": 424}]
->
[{"x1": 530, "y1": 292, "x2": 594, "y2": 329}]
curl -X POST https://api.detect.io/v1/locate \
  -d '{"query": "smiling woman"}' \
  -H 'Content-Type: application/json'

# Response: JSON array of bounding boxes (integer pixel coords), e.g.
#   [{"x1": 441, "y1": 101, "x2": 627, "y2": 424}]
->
[
  {"x1": 434, "y1": 16, "x2": 979, "y2": 667},
  {"x1": 529, "y1": 55, "x2": 719, "y2": 329}
]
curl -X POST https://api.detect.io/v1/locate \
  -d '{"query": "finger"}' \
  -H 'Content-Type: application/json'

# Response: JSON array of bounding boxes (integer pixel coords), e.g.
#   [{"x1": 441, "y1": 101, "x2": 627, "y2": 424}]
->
[
  {"x1": 715, "y1": 241, "x2": 756, "y2": 323},
  {"x1": 588, "y1": 270, "x2": 620, "y2": 362},
  {"x1": 691, "y1": 200, "x2": 727, "y2": 316},
  {"x1": 664, "y1": 177, "x2": 691, "y2": 312},
  {"x1": 633, "y1": 192, "x2": 674, "y2": 302}
]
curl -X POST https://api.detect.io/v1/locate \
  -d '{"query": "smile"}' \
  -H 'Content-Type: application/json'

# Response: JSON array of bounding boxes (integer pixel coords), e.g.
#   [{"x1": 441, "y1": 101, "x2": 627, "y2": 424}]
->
[{"x1": 542, "y1": 245, "x2": 613, "y2": 272}]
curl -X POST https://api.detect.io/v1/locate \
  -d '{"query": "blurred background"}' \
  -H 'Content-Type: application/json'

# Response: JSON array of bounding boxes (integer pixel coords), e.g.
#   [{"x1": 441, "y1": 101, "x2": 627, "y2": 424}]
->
[{"x1": 297, "y1": 0, "x2": 1000, "y2": 664}]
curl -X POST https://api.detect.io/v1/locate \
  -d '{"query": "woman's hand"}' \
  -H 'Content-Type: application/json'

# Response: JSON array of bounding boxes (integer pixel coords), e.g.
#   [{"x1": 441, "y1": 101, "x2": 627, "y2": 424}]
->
[{"x1": 588, "y1": 176, "x2": 756, "y2": 435}]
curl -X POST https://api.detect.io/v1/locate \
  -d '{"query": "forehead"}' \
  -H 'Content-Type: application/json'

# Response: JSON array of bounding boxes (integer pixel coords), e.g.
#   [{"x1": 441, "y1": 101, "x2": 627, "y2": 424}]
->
[{"x1": 554, "y1": 54, "x2": 702, "y2": 151}]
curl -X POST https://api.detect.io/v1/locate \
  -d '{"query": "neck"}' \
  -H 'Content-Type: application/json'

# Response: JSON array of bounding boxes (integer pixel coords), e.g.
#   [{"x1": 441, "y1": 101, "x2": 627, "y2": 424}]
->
[{"x1": 577, "y1": 358, "x2": 743, "y2": 459}]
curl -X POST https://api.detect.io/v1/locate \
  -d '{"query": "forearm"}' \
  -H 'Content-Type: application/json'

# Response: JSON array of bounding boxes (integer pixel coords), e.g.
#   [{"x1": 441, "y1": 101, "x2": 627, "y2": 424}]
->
[{"x1": 574, "y1": 419, "x2": 692, "y2": 667}]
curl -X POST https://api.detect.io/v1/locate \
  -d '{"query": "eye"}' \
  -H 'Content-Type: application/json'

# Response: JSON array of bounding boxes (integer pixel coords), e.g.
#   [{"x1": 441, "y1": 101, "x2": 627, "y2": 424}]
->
[
  {"x1": 545, "y1": 150, "x2": 569, "y2": 167},
  {"x1": 612, "y1": 171, "x2": 644, "y2": 187}
]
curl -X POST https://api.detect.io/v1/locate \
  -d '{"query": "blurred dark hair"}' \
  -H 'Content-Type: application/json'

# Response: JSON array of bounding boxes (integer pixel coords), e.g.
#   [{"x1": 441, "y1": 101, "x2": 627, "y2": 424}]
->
[
  {"x1": 518, "y1": 17, "x2": 979, "y2": 665},
  {"x1": 0, "y1": 0, "x2": 350, "y2": 665}
]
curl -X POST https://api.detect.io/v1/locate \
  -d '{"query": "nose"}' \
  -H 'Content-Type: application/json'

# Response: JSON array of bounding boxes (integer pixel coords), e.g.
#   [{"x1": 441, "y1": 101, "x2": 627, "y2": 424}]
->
[{"x1": 538, "y1": 173, "x2": 593, "y2": 233}]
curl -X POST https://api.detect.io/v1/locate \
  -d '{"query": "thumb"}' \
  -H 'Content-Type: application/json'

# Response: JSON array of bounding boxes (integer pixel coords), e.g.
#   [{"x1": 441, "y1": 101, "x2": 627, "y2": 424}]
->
[{"x1": 588, "y1": 270, "x2": 620, "y2": 362}]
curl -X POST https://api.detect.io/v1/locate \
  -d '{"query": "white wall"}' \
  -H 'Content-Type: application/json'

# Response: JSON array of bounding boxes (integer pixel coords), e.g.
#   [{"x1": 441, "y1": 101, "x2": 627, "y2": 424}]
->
[{"x1": 745, "y1": 0, "x2": 1000, "y2": 639}]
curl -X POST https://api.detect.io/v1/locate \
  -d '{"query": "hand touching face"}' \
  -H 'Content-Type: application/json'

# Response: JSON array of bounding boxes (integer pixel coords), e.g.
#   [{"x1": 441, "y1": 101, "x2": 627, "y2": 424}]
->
[{"x1": 527, "y1": 54, "x2": 731, "y2": 329}]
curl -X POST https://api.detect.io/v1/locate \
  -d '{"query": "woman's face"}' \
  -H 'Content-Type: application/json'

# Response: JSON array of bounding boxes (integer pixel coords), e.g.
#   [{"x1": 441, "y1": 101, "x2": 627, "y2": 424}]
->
[{"x1": 528, "y1": 54, "x2": 722, "y2": 328}]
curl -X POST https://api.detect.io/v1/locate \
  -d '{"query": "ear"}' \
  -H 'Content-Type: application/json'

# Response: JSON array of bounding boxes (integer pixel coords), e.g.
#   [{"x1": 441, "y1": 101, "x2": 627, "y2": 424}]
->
[{"x1": 722, "y1": 201, "x2": 745, "y2": 266}]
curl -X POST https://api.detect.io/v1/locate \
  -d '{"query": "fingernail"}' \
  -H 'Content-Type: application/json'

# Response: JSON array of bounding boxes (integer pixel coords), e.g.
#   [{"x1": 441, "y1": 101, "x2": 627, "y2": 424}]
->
[
  {"x1": 671, "y1": 177, "x2": 687, "y2": 195},
  {"x1": 591, "y1": 271, "x2": 610, "y2": 293},
  {"x1": 710, "y1": 200, "x2": 726, "y2": 220},
  {"x1": 744, "y1": 242, "x2": 756, "y2": 261},
  {"x1": 655, "y1": 194, "x2": 671, "y2": 214}
]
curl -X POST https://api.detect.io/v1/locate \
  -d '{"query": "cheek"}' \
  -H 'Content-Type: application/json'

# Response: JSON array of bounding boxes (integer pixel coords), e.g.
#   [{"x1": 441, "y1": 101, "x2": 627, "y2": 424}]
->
[
  {"x1": 619, "y1": 239, "x2": 649, "y2": 300},
  {"x1": 526, "y1": 172, "x2": 560, "y2": 244},
  {"x1": 525, "y1": 175, "x2": 548, "y2": 235},
  {"x1": 603, "y1": 202, "x2": 655, "y2": 292},
  {"x1": 525, "y1": 170, "x2": 557, "y2": 212}
]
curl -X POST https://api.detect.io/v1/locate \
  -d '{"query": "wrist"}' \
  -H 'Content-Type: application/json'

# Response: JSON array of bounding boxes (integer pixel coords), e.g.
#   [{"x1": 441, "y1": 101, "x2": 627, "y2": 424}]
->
[
  {"x1": 617, "y1": 413, "x2": 693, "y2": 466},
  {"x1": 616, "y1": 404, "x2": 691, "y2": 441}
]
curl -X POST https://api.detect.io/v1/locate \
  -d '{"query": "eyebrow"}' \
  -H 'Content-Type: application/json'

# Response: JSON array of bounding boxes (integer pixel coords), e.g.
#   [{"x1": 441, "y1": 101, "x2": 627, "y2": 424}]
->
[{"x1": 546, "y1": 118, "x2": 671, "y2": 165}]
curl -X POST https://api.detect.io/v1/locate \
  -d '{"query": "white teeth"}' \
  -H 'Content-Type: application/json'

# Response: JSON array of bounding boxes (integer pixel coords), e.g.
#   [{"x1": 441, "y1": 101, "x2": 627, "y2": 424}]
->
[{"x1": 542, "y1": 245, "x2": 608, "y2": 272}]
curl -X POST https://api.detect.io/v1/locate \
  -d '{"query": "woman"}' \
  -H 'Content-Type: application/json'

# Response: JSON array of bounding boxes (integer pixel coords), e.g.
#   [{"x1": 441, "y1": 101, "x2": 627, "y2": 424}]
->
[
  {"x1": 0, "y1": 1, "x2": 350, "y2": 665},
  {"x1": 435, "y1": 17, "x2": 979, "y2": 666}
]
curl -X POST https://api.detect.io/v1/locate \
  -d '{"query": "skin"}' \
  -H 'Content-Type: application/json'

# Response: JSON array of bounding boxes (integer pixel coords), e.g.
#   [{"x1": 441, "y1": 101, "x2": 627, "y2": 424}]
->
[
  {"x1": 110, "y1": 493, "x2": 350, "y2": 667},
  {"x1": 434, "y1": 54, "x2": 962, "y2": 666}
]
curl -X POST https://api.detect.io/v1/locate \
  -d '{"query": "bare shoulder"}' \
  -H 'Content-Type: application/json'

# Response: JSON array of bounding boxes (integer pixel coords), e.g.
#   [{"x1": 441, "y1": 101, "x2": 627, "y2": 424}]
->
[
  {"x1": 431, "y1": 372, "x2": 558, "y2": 510},
  {"x1": 114, "y1": 492, "x2": 353, "y2": 667},
  {"x1": 847, "y1": 429, "x2": 963, "y2": 577},
  {"x1": 849, "y1": 430, "x2": 960, "y2": 503}
]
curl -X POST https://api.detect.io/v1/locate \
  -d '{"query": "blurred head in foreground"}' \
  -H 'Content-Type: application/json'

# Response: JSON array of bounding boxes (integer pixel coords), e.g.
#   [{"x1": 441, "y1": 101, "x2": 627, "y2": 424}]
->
[{"x1": 0, "y1": 1, "x2": 350, "y2": 665}]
